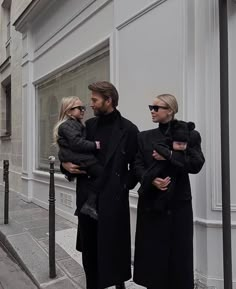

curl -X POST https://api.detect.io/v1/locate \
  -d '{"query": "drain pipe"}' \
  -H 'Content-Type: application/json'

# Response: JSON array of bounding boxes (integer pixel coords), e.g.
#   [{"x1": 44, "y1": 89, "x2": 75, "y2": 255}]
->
[{"x1": 218, "y1": 0, "x2": 233, "y2": 288}]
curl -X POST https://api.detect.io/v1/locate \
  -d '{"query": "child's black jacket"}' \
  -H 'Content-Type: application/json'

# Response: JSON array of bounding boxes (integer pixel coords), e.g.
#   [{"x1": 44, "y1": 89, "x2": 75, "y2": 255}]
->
[{"x1": 57, "y1": 118, "x2": 97, "y2": 165}]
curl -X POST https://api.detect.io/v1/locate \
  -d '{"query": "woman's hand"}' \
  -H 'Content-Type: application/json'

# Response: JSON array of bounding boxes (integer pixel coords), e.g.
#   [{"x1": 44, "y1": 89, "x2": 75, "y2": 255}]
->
[
  {"x1": 62, "y1": 162, "x2": 87, "y2": 174},
  {"x1": 152, "y1": 177, "x2": 171, "y2": 191},
  {"x1": 152, "y1": 150, "x2": 166, "y2": 160}
]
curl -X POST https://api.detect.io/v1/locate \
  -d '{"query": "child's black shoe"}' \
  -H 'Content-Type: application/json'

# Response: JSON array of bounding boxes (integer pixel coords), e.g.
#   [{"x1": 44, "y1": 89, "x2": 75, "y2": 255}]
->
[{"x1": 80, "y1": 203, "x2": 98, "y2": 220}]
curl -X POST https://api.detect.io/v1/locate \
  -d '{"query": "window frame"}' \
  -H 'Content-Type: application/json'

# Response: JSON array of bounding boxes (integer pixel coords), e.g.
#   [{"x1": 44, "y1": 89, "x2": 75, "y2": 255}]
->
[
  {"x1": 2, "y1": 0, "x2": 11, "y2": 59},
  {"x1": 0, "y1": 81, "x2": 11, "y2": 139},
  {"x1": 35, "y1": 46, "x2": 110, "y2": 171}
]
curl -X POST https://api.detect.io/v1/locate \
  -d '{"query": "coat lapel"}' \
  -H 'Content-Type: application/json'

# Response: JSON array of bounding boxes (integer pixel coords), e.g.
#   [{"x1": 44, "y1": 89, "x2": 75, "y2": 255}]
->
[
  {"x1": 104, "y1": 115, "x2": 126, "y2": 167},
  {"x1": 150, "y1": 128, "x2": 166, "y2": 148}
]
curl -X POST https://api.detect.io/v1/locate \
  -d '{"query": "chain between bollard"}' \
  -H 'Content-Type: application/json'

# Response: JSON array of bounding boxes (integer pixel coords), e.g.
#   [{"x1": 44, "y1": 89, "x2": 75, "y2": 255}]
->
[
  {"x1": 48, "y1": 156, "x2": 56, "y2": 278},
  {"x1": 3, "y1": 160, "x2": 9, "y2": 225}
]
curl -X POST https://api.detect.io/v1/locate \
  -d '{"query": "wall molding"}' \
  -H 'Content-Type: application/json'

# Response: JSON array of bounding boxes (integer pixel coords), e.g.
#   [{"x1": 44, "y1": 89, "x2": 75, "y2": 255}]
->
[
  {"x1": 213, "y1": 201, "x2": 236, "y2": 212},
  {"x1": 31, "y1": 197, "x2": 77, "y2": 224},
  {"x1": 33, "y1": 0, "x2": 96, "y2": 53},
  {"x1": 116, "y1": 0, "x2": 167, "y2": 31},
  {"x1": 32, "y1": 38, "x2": 109, "y2": 85},
  {"x1": 0, "y1": 185, "x2": 21, "y2": 198},
  {"x1": 194, "y1": 270, "x2": 230, "y2": 289},
  {"x1": 0, "y1": 56, "x2": 11, "y2": 73},
  {"x1": 33, "y1": 0, "x2": 112, "y2": 62},
  {"x1": 194, "y1": 217, "x2": 236, "y2": 229},
  {"x1": 14, "y1": 0, "x2": 55, "y2": 32},
  {"x1": 204, "y1": 1, "x2": 236, "y2": 212},
  {"x1": 195, "y1": 279, "x2": 215, "y2": 289},
  {"x1": 206, "y1": 0, "x2": 221, "y2": 213},
  {"x1": 0, "y1": 169, "x2": 22, "y2": 177}
]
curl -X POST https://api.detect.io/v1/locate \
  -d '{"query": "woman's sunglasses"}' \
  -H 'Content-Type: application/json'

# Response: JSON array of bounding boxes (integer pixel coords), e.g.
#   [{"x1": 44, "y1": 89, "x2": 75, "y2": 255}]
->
[
  {"x1": 71, "y1": 106, "x2": 86, "y2": 112},
  {"x1": 148, "y1": 105, "x2": 168, "y2": 112}
]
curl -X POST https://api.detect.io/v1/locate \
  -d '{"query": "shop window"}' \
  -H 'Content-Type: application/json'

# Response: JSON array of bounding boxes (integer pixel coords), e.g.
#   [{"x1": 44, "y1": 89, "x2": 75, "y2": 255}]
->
[{"x1": 36, "y1": 48, "x2": 110, "y2": 171}]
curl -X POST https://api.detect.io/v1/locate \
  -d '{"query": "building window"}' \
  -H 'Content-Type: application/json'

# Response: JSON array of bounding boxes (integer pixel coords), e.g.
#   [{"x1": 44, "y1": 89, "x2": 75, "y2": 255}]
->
[
  {"x1": 1, "y1": 0, "x2": 11, "y2": 59},
  {"x1": 36, "y1": 48, "x2": 110, "y2": 171},
  {"x1": 0, "y1": 80, "x2": 11, "y2": 138}
]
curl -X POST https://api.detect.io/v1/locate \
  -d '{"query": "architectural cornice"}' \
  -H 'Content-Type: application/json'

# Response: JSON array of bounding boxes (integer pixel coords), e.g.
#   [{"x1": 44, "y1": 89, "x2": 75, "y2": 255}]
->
[
  {"x1": 13, "y1": 0, "x2": 52, "y2": 33},
  {"x1": 0, "y1": 56, "x2": 11, "y2": 73},
  {"x1": 2, "y1": 0, "x2": 12, "y2": 9},
  {"x1": 116, "y1": 0, "x2": 167, "y2": 31}
]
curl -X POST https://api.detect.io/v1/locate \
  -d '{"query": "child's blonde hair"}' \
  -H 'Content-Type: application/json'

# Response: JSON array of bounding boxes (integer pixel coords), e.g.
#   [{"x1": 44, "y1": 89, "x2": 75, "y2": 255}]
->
[{"x1": 53, "y1": 96, "x2": 82, "y2": 144}]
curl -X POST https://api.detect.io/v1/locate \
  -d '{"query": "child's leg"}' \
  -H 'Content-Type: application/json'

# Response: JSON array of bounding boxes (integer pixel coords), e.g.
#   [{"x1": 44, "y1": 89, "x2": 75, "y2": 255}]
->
[
  {"x1": 80, "y1": 192, "x2": 98, "y2": 220},
  {"x1": 80, "y1": 163, "x2": 103, "y2": 220}
]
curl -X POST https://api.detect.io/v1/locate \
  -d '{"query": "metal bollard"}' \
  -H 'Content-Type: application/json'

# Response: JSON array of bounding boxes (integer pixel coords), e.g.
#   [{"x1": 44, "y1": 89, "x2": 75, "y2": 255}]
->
[
  {"x1": 3, "y1": 160, "x2": 9, "y2": 225},
  {"x1": 48, "y1": 156, "x2": 56, "y2": 278}
]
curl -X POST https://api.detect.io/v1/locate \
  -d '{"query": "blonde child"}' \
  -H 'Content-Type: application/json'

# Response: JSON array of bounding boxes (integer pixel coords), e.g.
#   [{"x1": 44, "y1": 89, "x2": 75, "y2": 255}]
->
[{"x1": 53, "y1": 96, "x2": 103, "y2": 220}]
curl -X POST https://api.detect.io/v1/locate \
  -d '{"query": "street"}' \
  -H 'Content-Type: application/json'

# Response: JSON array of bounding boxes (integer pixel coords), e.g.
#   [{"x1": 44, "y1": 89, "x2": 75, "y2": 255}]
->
[{"x1": 0, "y1": 245, "x2": 37, "y2": 289}]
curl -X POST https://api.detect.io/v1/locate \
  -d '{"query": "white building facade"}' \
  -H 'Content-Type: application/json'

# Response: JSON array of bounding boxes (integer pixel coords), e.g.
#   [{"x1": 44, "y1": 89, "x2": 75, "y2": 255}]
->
[{"x1": 1, "y1": 0, "x2": 236, "y2": 288}]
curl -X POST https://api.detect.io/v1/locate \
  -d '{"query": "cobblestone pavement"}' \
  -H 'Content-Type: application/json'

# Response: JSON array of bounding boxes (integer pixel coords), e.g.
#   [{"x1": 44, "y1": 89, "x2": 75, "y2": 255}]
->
[{"x1": 0, "y1": 245, "x2": 38, "y2": 289}]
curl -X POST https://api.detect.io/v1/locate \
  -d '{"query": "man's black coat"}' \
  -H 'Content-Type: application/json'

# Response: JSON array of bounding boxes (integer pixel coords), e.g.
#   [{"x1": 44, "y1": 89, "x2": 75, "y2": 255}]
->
[{"x1": 63, "y1": 111, "x2": 139, "y2": 288}]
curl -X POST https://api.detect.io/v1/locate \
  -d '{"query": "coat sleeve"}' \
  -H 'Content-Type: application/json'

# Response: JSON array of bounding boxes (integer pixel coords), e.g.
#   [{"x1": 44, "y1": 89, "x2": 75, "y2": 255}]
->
[
  {"x1": 58, "y1": 121, "x2": 96, "y2": 153},
  {"x1": 58, "y1": 146, "x2": 76, "y2": 163},
  {"x1": 133, "y1": 133, "x2": 147, "y2": 182},
  {"x1": 170, "y1": 130, "x2": 205, "y2": 174},
  {"x1": 126, "y1": 124, "x2": 139, "y2": 190}
]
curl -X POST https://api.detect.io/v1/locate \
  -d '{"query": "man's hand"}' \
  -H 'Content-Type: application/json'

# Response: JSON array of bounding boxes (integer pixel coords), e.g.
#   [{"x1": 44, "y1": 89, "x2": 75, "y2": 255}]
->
[
  {"x1": 152, "y1": 177, "x2": 171, "y2": 191},
  {"x1": 62, "y1": 162, "x2": 86, "y2": 174}
]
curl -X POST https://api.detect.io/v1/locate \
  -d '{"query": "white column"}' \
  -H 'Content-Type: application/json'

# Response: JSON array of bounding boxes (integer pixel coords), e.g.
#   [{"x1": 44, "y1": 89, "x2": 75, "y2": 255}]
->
[{"x1": 21, "y1": 30, "x2": 35, "y2": 201}]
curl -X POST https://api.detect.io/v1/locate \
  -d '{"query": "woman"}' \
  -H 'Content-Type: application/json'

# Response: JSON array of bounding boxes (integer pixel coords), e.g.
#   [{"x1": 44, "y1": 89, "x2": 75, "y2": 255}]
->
[{"x1": 133, "y1": 94, "x2": 205, "y2": 289}]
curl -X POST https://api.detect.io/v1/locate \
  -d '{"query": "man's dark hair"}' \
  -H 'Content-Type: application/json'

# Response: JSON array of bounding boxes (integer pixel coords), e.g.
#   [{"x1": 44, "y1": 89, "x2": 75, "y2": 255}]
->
[{"x1": 88, "y1": 81, "x2": 119, "y2": 107}]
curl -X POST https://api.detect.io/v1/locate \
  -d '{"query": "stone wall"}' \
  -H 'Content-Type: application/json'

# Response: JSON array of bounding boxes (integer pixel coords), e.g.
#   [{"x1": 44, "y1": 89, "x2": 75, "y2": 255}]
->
[{"x1": 0, "y1": 0, "x2": 33, "y2": 194}]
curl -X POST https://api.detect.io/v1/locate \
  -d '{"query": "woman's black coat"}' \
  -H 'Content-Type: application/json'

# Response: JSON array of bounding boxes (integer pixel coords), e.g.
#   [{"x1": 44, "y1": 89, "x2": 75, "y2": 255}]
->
[
  {"x1": 68, "y1": 112, "x2": 139, "y2": 288},
  {"x1": 133, "y1": 126, "x2": 205, "y2": 288}
]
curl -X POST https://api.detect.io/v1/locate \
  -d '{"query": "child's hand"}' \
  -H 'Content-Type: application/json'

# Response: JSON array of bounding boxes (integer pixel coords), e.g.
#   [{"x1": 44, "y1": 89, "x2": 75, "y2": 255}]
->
[{"x1": 95, "y1": 141, "x2": 101, "y2": 149}]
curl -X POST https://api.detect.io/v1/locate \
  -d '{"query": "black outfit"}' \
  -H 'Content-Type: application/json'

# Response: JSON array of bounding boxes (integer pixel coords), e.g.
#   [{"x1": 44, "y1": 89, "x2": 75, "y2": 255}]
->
[
  {"x1": 140, "y1": 120, "x2": 195, "y2": 212},
  {"x1": 133, "y1": 122, "x2": 205, "y2": 289},
  {"x1": 61, "y1": 110, "x2": 139, "y2": 289},
  {"x1": 58, "y1": 118, "x2": 103, "y2": 219}
]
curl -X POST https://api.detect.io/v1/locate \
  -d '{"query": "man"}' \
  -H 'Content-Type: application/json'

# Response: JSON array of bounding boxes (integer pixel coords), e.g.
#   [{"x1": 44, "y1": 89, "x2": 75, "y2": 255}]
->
[{"x1": 61, "y1": 81, "x2": 139, "y2": 289}]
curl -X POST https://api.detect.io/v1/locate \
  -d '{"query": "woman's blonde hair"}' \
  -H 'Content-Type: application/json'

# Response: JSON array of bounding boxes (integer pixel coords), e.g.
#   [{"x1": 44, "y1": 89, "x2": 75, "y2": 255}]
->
[
  {"x1": 53, "y1": 96, "x2": 82, "y2": 144},
  {"x1": 156, "y1": 94, "x2": 178, "y2": 118}
]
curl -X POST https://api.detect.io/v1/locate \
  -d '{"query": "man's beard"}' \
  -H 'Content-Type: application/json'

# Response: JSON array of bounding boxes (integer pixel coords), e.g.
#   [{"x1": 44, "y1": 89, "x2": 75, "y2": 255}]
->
[
  {"x1": 93, "y1": 101, "x2": 108, "y2": 116},
  {"x1": 93, "y1": 109, "x2": 105, "y2": 116}
]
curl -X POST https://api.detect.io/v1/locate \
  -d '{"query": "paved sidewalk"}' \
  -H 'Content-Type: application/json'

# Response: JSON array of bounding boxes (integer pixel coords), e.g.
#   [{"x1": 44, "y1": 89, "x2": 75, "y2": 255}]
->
[
  {"x1": 0, "y1": 246, "x2": 38, "y2": 289},
  {"x1": 0, "y1": 190, "x2": 142, "y2": 289}
]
